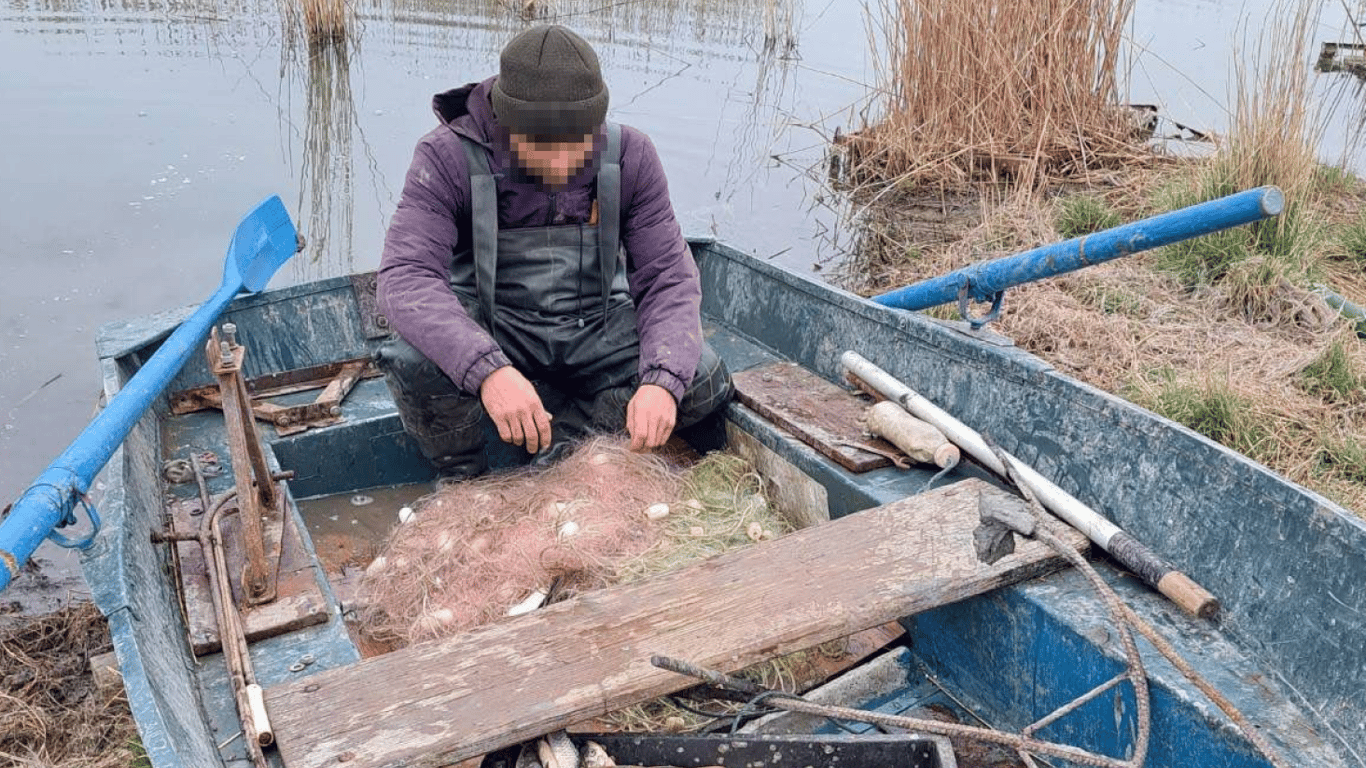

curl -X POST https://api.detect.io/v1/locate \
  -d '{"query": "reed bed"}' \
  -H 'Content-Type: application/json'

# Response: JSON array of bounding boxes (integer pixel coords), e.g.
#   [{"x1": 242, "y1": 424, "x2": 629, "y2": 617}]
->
[
  {"x1": 836, "y1": 176, "x2": 1366, "y2": 516},
  {"x1": 1154, "y1": 0, "x2": 1327, "y2": 297},
  {"x1": 844, "y1": 0, "x2": 1140, "y2": 191}
]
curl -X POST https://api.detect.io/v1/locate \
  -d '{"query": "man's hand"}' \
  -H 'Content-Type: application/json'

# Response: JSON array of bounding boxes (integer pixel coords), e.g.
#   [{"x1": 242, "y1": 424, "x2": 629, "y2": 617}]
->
[
  {"x1": 480, "y1": 366, "x2": 553, "y2": 453},
  {"x1": 626, "y1": 384, "x2": 677, "y2": 451}
]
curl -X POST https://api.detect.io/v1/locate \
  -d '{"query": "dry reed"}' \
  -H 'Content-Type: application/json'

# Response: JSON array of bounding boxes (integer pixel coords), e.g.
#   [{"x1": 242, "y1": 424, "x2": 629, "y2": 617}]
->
[
  {"x1": 0, "y1": 603, "x2": 142, "y2": 768},
  {"x1": 1156, "y1": 0, "x2": 1327, "y2": 279},
  {"x1": 837, "y1": 183, "x2": 1366, "y2": 515},
  {"x1": 846, "y1": 0, "x2": 1141, "y2": 191},
  {"x1": 298, "y1": 0, "x2": 352, "y2": 47}
]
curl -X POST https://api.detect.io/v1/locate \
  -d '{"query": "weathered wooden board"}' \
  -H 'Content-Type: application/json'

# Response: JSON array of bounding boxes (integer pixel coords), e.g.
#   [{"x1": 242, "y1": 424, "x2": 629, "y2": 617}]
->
[
  {"x1": 563, "y1": 621, "x2": 904, "y2": 734},
  {"x1": 170, "y1": 495, "x2": 329, "y2": 656},
  {"x1": 732, "y1": 362, "x2": 902, "y2": 472},
  {"x1": 267, "y1": 479, "x2": 1084, "y2": 768}
]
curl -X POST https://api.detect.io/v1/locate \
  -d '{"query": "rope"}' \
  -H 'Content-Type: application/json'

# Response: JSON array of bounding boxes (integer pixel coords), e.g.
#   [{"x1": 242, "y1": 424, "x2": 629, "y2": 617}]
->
[
  {"x1": 1119, "y1": 605, "x2": 1293, "y2": 768},
  {"x1": 991, "y1": 442, "x2": 1293, "y2": 768},
  {"x1": 651, "y1": 440, "x2": 1165, "y2": 768},
  {"x1": 652, "y1": 655, "x2": 1136, "y2": 768},
  {"x1": 918, "y1": 462, "x2": 955, "y2": 494},
  {"x1": 651, "y1": 441, "x2": 1296, "y2": 768},
  {"x1": 993, "y1": 443, "x2": 1152, "y2": 768}
]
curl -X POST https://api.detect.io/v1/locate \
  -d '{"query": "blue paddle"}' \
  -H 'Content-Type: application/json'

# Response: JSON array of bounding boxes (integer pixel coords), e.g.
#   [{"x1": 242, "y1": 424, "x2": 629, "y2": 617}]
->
[{"x1": 0, "y1": 195, "x2": 298, "y2": 592}]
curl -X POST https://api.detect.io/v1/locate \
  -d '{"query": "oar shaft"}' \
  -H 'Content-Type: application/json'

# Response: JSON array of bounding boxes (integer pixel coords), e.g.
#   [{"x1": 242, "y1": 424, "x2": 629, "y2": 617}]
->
[
  {"x1": 841, "y1": 351, "x2": 1219, "y2": 619},
  {"x1": 0, "y1": 282, "x2": 239, "y2": 591},
  {"x1": 1, "y1": 195, "x2": 296, "y2": 593},
  {"x1": 873, "y1": 186, "x2": 1284, "y2": 311}
]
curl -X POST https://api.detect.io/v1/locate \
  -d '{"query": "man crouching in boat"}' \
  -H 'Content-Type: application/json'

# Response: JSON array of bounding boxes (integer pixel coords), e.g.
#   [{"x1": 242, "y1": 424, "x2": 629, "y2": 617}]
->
[{"x1": 374, "y1": 24, "x2": 733, "y2": 480}]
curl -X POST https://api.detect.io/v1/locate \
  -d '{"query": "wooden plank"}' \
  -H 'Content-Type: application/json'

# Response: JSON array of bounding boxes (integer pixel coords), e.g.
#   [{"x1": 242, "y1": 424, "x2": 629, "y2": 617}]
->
[
  {"x1": 563, "y1": 621, "x2": 905, "y2": 734},
  {"x1": 725, "y1": 423, "x2": 830, "y2": 528},
  {"x1": 732, "y1": 362, "x2": 903, "y2": 473},
  {"x1": 267, "y1": 479, "x2": 1084, "y2": 768},
  {"x1": 170, "y1": 495, "x2": 329, "y2": 656}
]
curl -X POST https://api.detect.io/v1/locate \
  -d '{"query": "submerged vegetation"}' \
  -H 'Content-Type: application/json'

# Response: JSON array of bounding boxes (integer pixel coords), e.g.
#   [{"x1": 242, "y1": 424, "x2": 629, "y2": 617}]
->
[{"x1": 837, "y1": 0, "x2": 1366, "y2": 514}]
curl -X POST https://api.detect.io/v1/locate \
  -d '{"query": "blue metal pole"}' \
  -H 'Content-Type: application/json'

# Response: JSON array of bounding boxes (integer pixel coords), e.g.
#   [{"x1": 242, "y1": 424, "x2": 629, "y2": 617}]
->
[
  {"x1": 0, "y1": 282, "x2": 237, "y2": 583},
  {"x1": 872, "y1": 186, "x2": 1284, "y2": 311},
  {"x1": 0, "y1": 196, "x2": 297, "y2": 592}
]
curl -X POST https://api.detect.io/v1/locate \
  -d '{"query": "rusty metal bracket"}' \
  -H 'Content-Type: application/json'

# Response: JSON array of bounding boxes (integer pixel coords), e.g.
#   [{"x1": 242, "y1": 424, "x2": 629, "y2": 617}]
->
[
  {"x1": 170, "y1": 356, "x2": 380, "y2": 436},
  {"x1": 350, "y1": 271, "x2": 391, "y2": 339},
  {"x1": 206, "y1": 324, "x2": 281, "y2": 606}
]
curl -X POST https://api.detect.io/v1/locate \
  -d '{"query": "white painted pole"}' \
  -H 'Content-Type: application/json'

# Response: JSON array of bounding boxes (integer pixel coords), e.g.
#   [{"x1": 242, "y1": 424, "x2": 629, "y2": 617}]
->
[{"x1": 840, "y1": 351, "x2": 1219, "y2": 619}]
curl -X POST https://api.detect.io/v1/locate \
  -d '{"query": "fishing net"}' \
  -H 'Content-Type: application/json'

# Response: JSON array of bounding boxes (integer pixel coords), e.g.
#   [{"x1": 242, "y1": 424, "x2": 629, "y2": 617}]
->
[{"x1": 357, "y1": 437, "x2": 789, "y2": 647}]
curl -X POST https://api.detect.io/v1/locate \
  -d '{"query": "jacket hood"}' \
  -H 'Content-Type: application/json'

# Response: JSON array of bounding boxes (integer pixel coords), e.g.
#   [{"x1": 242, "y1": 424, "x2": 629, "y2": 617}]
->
[{"x1": 432, "y1": 76, "x2": 500, "y2": 147}]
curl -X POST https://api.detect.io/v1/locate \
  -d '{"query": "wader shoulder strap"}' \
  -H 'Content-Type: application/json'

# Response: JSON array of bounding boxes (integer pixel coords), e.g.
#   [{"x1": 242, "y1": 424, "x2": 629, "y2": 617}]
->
[
  {"x1": 598, "y1": 123, "x2": 623, "y2": 320},
  {"x1": 460, "y1": 137, "x2": 499, "y2": 328}
]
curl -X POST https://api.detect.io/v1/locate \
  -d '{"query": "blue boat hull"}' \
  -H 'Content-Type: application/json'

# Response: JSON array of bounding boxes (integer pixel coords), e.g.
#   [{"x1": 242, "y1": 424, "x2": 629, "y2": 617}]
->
[{"x1": 80, "y1": 240, "x2": 1365, "y2": 767}]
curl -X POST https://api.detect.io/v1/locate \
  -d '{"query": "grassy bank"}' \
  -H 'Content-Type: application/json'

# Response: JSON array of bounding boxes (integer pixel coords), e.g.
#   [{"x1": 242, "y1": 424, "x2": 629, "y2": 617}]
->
[
  {"x1": 0, "y1": 602, "x2": 147, "y2": 768},
  {"x1": 838, "y1": 0, "x2": 1366, "y2": 514}
]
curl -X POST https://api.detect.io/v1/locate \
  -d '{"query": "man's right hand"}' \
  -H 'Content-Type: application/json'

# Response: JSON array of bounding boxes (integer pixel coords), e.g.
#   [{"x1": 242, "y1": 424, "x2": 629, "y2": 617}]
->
[{"x1": 479, "y1": 366, "x2": 553, "y2": 453}]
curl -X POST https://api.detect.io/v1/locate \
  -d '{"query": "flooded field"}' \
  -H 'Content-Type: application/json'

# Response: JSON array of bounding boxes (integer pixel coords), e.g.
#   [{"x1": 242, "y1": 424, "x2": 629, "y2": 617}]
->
[{"x1": 1, "y1": 0, "x2": 1364, "y2": 590}]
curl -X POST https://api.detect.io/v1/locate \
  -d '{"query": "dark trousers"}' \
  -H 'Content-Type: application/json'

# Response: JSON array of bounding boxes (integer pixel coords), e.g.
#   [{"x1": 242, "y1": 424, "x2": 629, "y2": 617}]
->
[{"x1": 375, "y1": 305, "x2": 733, "y2": 478}]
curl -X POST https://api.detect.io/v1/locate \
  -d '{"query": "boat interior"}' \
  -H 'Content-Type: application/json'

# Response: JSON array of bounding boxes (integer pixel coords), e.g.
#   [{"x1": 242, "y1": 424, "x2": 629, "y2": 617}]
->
[{"x1": 82, "y1": 241, "x2": 1366, "y2": 768}]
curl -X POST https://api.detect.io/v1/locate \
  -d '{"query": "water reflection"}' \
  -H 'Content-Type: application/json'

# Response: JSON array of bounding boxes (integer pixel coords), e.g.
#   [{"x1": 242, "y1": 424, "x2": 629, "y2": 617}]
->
[
  {"x1": 6, "y1": 0, "x2": 798, "y2": 60},
  {"x1": 0, "y1": 0, "x2": 866, "y2": 511},
  {"x1": 280, "y1": 0, "x2": 363, "y2": 280},
  {"x1": 264, "y1": 0, "x2": 805, "y2": 279}
]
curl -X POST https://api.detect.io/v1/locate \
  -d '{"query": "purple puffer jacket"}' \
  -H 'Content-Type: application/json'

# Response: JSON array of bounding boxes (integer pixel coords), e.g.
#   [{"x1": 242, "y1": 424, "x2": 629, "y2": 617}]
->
[{"x1": 376, "y1": 76, "x2": 703, "y2": 403}]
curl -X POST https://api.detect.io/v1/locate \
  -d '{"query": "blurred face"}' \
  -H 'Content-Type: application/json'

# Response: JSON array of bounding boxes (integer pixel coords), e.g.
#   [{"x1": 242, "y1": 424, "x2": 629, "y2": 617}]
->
[{"x1": 509, "y1": 133, "x2": 595, "y2": 187}]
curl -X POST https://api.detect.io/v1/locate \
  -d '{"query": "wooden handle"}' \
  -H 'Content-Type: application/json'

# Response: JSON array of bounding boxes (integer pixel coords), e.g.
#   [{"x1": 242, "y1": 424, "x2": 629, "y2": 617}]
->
[
  {"x1": 1157, "y1": 571, "x2": 1221, "y2": 619},
  {"x1": 843, "y1": 351, "x2": 1223, "y2": 620},
  {"x1": 933, "y1": 444, "x2": 961, "y2": 470},
  {"x1": 866, "y1": 401, "x2": 958, "y2": 468},
  {"x1": 247, "y1": 683, "x2": 275, "y2": 747}
]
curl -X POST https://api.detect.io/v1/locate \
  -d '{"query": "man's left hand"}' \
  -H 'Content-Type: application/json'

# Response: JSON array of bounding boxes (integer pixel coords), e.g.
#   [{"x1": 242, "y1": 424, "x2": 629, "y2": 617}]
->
[{"x1": 627, "y1": 384, "x2": 677, "y2": 451}]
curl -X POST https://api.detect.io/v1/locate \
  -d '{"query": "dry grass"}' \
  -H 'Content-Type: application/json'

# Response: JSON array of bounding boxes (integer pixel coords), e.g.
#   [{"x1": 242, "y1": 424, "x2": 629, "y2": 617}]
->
[
  {"x1": 1153, "y1": 0, "x2": 1327, "y2": 301},
  {"x1": 843, "y1": 0, "x2": 1142, "y2": 191},
  {"x1": 0, "y1": 602, "x2": 144, "y2": 768},
  {"x1": 831, "y1": 0, "x2": 1366, "y2": 516},
  {"x1": 837, "y1": 184, "x2": 1366, "y2": 515}
]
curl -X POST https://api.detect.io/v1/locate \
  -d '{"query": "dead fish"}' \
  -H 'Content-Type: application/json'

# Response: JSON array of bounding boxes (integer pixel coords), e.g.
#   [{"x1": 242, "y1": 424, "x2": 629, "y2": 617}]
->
[
  {"x1": 537, "y1": 731, "x2": 579, "y2": 768},
  {"x1": 580, "y1": 741, "x2": 614, "y2": 768}
]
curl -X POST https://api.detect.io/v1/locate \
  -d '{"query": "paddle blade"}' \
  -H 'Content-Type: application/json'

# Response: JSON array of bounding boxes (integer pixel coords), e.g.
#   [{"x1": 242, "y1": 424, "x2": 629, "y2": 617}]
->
[{"x1": 227, "y1": 194, "x2": 299, "y2": 293}]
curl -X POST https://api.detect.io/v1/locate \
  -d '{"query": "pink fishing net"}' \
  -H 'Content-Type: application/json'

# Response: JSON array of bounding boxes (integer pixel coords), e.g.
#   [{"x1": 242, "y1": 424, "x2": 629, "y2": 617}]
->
[{"x1": 357, "y1": 437, "x2": 685, "y2": 645}]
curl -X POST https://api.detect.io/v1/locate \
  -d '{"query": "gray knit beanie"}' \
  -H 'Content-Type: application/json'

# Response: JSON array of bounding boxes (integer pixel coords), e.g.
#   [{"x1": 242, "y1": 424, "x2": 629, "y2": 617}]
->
[{"x1": 492, "y1": 25, "x2": 608, "y2": 138}]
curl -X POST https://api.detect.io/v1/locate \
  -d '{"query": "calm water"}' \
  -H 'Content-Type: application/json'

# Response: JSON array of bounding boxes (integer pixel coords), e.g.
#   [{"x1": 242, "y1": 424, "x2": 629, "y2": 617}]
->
[{"x1": 1, "y1": 0, "x2": 1363, "y2": 565}]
